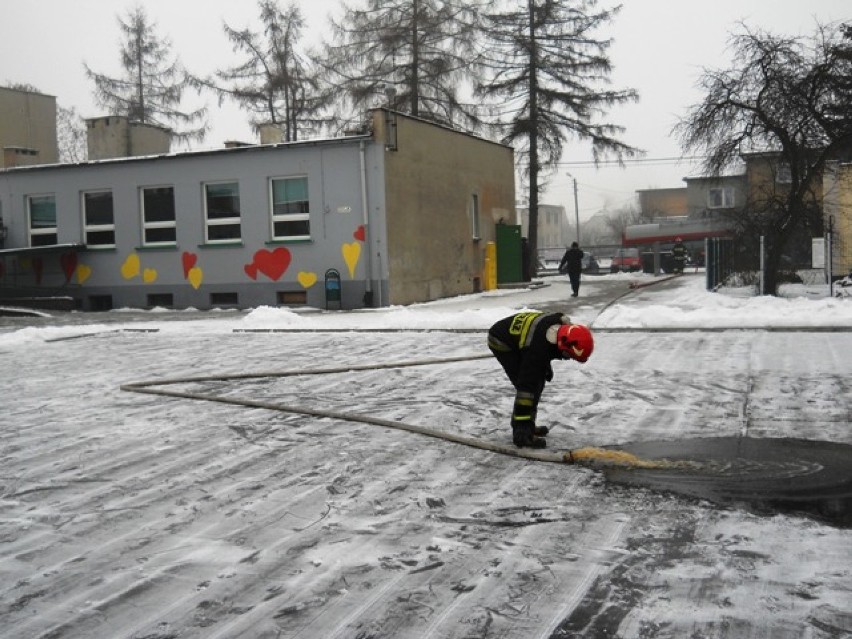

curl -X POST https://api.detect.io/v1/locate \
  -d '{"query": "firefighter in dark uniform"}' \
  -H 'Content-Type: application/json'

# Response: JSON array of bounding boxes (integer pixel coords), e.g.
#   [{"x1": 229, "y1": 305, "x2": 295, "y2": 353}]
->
[
  {"x1": 487, "y1": 312, "x2": 594, "y2": 448},
  {"x1": 672, "y1": 237, "x2": 688, "y2": 274}
]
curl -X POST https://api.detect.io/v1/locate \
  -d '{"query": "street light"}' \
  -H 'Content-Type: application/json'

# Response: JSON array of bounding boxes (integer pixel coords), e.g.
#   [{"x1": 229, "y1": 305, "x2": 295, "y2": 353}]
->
[{"x1": 566, "y1": 173, "x2": 580, "y2": 245}]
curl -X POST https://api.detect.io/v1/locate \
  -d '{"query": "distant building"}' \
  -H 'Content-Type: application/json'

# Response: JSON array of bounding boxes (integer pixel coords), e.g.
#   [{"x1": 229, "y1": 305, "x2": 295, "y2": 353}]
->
[
  {"x1": 516, "y1": 204, "x2": 571, "y2": 249},
  {"x1": 819, "y1": 161, "x2": 851, "y2": 277},
  {"x1": 86, "y1": 116, "x2": 172, "y2": 161},
  {"x1": 629, "y1": 151, "x2": 852, "y2": 278},
  {"x1": 0, "y1": 86, "x2": 58, "y2": 168},
  {"x1": 0, "y1": 109, "x2": 514, "y2": 310},
  {"x1": 637, "y1": 187, "x2": 687, "y2": 219}
]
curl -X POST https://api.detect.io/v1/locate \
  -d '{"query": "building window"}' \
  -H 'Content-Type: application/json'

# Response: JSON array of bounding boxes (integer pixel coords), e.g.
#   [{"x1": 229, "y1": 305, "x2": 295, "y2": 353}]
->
[
  {"x1": 776, "y1": 163, "x2": 792, "y2": 184},
  {"x1": 277, "y1": 290, "x2": 307, "y2": 305},
  {"x1": 82, "y1": 190, "x2": 115, "y2": 247},
  {"x1": 89, "y1": 295, "x2": 113, "y2": 311},
  {"x1": 210, "y1": 291, "x2": 239, "y2": 306},
  {"x1": 27, "y1": 194, "x2": 58, "y2": 246},
  {"x1": 707, "y1": 187, "x2": 735, "y2": 209},
  {"x1": 270, "y1": 176, "x2": 310, "y2": 240},
  {"x1": 141, "y1": 186, "x2": 176, "y2": 245},
  {"x1": 204, "y1": 181, "x2": 242, "y2": 242},
  {"x1": 471, "y1": 193, "x2": 481, "y2": 240},
  {"x1": 147, "y1": 293, "x2": 174, "y2": 308}
]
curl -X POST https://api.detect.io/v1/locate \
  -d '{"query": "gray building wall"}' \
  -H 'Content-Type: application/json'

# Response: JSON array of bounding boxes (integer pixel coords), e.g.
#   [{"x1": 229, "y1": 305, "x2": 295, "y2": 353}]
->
[
  {"x1": 0, "y1": 137, "x2": 388, "y2": 310},
  {"x1": 0, "y1": 109, "x2": 515, "y2": 311},
  {"x1": 683, "y1": 174, "x2": 748, "y2": 218}
]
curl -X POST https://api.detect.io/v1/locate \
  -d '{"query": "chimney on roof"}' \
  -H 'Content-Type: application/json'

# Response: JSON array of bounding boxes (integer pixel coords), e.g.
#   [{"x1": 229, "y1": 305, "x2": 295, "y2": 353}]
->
[{"x1": 86, "y1": 116, "x2": 171, "y2": 160}]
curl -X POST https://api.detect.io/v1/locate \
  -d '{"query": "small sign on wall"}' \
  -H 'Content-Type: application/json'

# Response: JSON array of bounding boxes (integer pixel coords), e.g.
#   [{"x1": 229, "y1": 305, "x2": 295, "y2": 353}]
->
[
  {"x1": 812, "y1": 237, "x2": 825, "y2": 268},
  {"x1": 337, "y1": 206, "x2": 352, "y2": 214}
]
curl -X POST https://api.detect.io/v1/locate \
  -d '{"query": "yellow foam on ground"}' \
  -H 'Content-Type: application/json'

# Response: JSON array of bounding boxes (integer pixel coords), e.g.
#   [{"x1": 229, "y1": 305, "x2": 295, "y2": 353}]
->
[{"x1": 570, "y1": 447, "x2": 700, "y2": 470}]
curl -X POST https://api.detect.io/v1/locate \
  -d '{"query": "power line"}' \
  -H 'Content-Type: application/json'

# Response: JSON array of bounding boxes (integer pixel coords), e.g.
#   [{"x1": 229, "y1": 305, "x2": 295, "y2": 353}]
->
[{"x1": 555, "y1": 155, "x2": 708, "y2": 167}]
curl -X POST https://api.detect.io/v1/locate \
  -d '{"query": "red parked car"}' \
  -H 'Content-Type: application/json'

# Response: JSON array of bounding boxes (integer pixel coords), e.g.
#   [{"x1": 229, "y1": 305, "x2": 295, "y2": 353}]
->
[{"x1": 610, "y1": 248, "x2": 642, "y2": 272}]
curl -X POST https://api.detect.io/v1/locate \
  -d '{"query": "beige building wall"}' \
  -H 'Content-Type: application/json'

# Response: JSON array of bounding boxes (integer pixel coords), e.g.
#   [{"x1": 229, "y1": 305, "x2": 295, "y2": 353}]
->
[
  {"x1": 823, "y1": 162, "x2": 852, "y2": 276},
  {"x1": 86, "y1": 116, "x2": 171, "y2": 160},
  {"x1": 0, "y1": 86, "x2": 58, "y2": 167},
  {"x1": 374, "y1": 111, "x2": 514, "y2": 305},
  {"x1": 744, "y1": 154, "x2": 825, "y2": 206},
  {"x1": 637, "y1": 187, "x2": 688, "y2": 218}
]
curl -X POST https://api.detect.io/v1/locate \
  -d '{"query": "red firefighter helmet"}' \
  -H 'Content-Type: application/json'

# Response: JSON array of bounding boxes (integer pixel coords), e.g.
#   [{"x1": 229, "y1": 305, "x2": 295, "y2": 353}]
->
[{"x1": 556, "y1": 324, "x2": 594, "y2": 363}]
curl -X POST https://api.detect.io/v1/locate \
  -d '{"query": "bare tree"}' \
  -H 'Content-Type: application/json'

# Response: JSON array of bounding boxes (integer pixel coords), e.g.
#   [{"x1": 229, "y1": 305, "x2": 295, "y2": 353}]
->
[
  {"x1": 476, "y1": 0, "x2": 640, "y2": 274},
  {"x1": 321, "y1": 0, "x2": 483, "y2": 132},
  {"x1": 84, "y1": 6, "x2": 207, "y2": 144},
  {"x1": 189, "y1": 1, "x2": 328, "y2": 142},
  {"x1": 57, "y1": 105, "x2": 88, "y2": 163},
  {"x1": 601, "y1": 199, "x2": 644, "y2": 240},
  {"x1": 676, "y1": 22, "x2": 852, "y2": 294}
]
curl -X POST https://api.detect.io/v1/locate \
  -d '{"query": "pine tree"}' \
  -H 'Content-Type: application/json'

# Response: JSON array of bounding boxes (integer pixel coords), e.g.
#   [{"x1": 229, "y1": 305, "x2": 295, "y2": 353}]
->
[
  {"x1": 477, "y1": 0, "x2": 639, "y2": 274},
  {"x1": 189, "y1": 1, "x2": 328, "y2": 142},
  {"x1": 322, "y1": 0, "x2": 483, "y2": 131},
  {"x1": 84, "y1": 6, "x2": 206, "y2": 144}
]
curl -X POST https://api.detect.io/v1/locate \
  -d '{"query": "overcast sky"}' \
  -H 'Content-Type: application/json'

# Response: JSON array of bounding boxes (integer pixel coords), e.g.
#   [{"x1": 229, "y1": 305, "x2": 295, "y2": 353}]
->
[{"x1": 2, "y1": 0, "x2": 849, "y2": 227}]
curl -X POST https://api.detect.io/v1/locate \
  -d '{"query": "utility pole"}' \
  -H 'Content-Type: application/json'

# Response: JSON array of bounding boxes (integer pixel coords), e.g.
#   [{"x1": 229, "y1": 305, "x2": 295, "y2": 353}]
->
[{"x1": 566, "y1": 173, "x2": 580, "y2": 244}]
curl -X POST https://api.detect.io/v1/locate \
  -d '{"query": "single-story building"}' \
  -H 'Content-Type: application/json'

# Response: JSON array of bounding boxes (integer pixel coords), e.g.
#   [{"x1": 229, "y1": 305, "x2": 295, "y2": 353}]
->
[{"x1": 0, "y1": 109, "x2": 515, "y2": 310}]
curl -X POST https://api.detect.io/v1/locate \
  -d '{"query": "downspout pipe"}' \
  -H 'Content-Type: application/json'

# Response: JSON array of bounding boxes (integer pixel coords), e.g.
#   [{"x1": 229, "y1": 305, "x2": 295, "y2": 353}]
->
[{"x1": 359, "y1": 140, "x2": 374, "y2": 306}]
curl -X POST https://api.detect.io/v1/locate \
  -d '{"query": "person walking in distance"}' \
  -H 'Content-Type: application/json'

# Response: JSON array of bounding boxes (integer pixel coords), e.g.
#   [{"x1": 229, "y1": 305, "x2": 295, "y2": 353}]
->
[{"x1": 559, "y1": 242, "x2": 584, "y2": 297}]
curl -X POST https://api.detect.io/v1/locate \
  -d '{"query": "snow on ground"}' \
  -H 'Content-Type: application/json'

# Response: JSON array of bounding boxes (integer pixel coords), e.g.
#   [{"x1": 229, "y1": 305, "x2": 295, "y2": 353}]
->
[{"x1": 1, "y1": 273, "x2": 850, "y2": 638}]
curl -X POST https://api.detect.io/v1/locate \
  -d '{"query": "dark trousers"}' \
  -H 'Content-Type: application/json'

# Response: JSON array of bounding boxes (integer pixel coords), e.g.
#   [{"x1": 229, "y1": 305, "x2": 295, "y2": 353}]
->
[
  {"x1": 568, "y1": 271, "x2": 581, "y2": 296},
  {"x1": 489, "y1": 346, "x2": 545, "y2": 413}
]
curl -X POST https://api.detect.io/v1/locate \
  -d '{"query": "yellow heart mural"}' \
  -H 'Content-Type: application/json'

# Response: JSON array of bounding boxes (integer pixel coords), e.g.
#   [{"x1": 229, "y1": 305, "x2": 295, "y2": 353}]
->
[
  {"x1": 298, "y1": 271, "x2": 317, "y2": 288},
  {"x1": 142, "y1": 268, "x2": 158, "y2": 283},
  {"x1": 342, "y1": 242, "x2": 361, "y2": 279},
  {"x1": 121, "y1": 254, "x2": 141, "y2": 279},
  {"x1": 77, "y1": 264, "x2": 92, "y2": 285},
  {"x1": 188, "y1": 266, "x2": 203, "y2": 290}
]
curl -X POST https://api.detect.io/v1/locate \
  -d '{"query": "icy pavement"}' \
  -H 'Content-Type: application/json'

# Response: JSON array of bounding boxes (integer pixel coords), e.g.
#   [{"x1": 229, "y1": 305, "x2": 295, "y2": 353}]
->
[{"x1": 1, "y1": 273, "x2": 850, "y2": 638}]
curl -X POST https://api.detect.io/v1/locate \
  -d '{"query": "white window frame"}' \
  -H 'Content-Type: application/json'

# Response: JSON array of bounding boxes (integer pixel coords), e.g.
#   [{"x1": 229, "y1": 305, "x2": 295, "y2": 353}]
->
[
  {"x1": 26, "y1": 193, "x2": 58, "y2": 247},
  {"x1": 140, "y1": 185, "x2": 177, "y2": 246},
  {"x1": 269, "y1": 176, "x2": 310, "y2": 241},
  {"x1": 81, "y1": 189, "x2": 116, "y2": 248},
  {"x1": 203, "y1": 180, "x2": 242, "y2": 244},
  {"x1": 471, "y1": 193, "x2": 481, "y2": 240},
  {"x1": 707, "y1": 187, "x2": 735, "y2": 209}
]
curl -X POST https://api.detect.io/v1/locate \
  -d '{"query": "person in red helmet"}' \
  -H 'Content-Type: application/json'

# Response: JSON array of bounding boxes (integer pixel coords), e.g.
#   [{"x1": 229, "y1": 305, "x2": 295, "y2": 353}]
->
[{"x1": 487, "y1": 312, "x2": 594, "y2": 448}]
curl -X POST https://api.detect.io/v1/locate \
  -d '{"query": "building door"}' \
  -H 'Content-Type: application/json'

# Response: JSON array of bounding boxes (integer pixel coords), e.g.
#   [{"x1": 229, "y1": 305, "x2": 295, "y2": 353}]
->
[{"x1": 495, "y1": 224, "x2": 522, "y2": 284}]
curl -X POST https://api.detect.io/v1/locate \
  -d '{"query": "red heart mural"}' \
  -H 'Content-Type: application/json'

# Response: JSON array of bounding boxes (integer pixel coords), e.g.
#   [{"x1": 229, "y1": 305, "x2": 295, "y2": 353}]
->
[
  {"x1": 354, "y1": 225, "x2": 366, "y2": 242},
  {"x1": 182, "y1": 251, "x2": 198, "y2": 279},
  {"x1": 245, "y1": 247, "x2": 291, "y2": 281},
  {"x1": 60, "y1": 252, "x2": 78, "y2": 282}
]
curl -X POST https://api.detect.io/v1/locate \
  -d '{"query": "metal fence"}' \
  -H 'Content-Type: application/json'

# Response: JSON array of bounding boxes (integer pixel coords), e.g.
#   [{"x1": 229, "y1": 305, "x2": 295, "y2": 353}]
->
[{"x1": 705, "y1": 237, "x2": 736, "y2": 291}]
